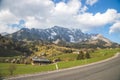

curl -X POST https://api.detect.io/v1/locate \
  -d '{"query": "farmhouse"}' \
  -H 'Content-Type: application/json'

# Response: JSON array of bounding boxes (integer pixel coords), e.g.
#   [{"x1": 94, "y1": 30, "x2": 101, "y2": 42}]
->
[{"x1": 31, "y1": 57, "x2": 51, "y2": 65}]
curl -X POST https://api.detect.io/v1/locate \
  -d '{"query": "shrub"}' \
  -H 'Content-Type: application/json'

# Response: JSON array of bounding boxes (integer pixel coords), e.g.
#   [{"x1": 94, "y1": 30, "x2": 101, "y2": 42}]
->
[
  {"x1": 77, "y1": 51, "x2": 84, "y2": 60},
  {"x1": 8, "y1": 64, "x2": 17, "y2": 75},
  {"x1": 85, "y1": 52, "x2": 90, "y2": 59}
]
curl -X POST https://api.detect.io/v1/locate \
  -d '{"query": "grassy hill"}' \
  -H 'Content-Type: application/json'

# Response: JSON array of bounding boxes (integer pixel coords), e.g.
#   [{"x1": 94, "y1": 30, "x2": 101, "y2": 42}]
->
[
  {"x1": 34, "y1": 45, "x2": 75, "y2": 55},
  {"x1": 0, "y1": 48, "x2": 120, "y2": 77},
  {"x1": 0, "y1": 34, "x2": 23, "y2": 57},
  {"x1": 0, "y1": 34, "x2": 42, "y2": 57},
  {"x1": 0, "y1": 33, "x2": 120, "y2": 64}
]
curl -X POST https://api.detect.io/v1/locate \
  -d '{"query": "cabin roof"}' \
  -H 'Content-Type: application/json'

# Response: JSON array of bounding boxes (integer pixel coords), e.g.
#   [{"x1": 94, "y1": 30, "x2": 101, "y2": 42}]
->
[{"x1": 32, "y1": 57, "x2": 50, "y2": 62}]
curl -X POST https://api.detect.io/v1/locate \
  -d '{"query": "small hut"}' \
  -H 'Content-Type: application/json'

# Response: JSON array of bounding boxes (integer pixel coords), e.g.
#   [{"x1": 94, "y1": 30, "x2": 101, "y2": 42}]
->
[{"x1": 31, "y1": 57, "x2": 51, "y2": 65}]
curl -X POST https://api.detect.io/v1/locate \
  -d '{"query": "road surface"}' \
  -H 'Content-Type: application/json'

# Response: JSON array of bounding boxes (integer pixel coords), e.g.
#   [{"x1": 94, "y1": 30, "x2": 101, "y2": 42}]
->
[{"x1": 8, "y1": 53, "x2": 120, "y2": 80}]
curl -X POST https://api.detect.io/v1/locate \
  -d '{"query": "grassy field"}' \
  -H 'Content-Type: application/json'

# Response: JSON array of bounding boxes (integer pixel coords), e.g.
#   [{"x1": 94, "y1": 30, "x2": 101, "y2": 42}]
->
[
  {"x1": 49, "y1": 53, "x2": 78, "y2": 61},
  {"x1": 0, "y1": 63, "x2": 56, "y2": 78},
  {"x1": 57, "y1": 48, "x2": 120, "y2": 69},
  {"x1": 0, "y1": 48, "x2": 120, "y2": 78}
]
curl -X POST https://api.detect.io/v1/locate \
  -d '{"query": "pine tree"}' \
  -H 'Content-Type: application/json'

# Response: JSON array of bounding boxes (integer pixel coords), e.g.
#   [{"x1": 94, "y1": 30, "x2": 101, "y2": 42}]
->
[
  {"x1": 85, "y1": 52, "x2": 90, "y2": 59},
  {"x1": 77, "y1": 51, "x2": 84, "y2": 60}
]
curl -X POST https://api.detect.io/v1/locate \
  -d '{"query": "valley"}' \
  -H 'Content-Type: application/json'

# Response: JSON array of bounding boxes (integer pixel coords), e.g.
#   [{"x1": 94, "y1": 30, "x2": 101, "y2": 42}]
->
[
  {"x1": 0, "y1": 26, "x2": 120, "y2": 78},
  {"x1": 0, "y1": 0, "x2": 120, "y2": 79}
]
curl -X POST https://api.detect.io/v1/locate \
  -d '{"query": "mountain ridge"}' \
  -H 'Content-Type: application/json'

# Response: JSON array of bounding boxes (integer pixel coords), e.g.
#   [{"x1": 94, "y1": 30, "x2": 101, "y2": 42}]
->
[
  {"x1": 6, "y1": 26, "x2": 119, "y2": 48},
  {"x1": 7, "y1": 26, "x2": 97, "y2": 42}
]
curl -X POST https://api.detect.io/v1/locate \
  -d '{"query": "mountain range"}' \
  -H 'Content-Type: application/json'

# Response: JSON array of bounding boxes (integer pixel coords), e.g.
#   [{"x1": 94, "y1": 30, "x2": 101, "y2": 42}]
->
[
  {"x1": 0, "y1": 26, "x2": 119, "y2": 57},
  {"x1": 5, "y1": 26, "x2": 119, "y2": 48},
  {"x1": 7, "y1": 26, "x2": 96, "y2": 42}
]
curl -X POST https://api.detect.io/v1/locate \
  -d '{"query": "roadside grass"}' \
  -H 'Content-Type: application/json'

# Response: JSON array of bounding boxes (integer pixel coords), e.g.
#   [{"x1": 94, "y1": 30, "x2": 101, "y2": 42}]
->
[
  {"x1": 58, "y1": 48, "x2": 120, "y2": 69},
  {"x1": 0, "y1": 63, "x2": 56, "y2": 77},
  {"x1": 49, "y1": 53, "x2": 78, "y2": 61},
  {"x1": 58, "y1": 48, "x2": 120, "y2": 68},
  {"x1": 0, "y1": 48, "x2": 120, "y2": 78}
]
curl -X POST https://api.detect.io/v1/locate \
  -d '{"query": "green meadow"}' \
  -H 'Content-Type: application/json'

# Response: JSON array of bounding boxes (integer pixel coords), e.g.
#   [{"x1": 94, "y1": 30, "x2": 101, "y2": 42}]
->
[{"x1": 0, "y1": 48, "x2": 120, "y2": 78}]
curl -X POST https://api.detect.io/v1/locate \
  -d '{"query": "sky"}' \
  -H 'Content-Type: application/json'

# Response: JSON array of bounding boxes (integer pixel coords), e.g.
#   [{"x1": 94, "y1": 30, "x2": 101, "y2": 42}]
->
[{"x1": 0, "y1": 0, "x2": 120, "y2": 43}]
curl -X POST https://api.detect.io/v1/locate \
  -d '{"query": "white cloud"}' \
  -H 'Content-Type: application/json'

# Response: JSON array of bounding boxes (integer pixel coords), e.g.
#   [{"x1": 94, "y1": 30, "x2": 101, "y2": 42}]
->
[
  {"x1": 49, "y1": 0, "x2": 81, "y2": 28},
  {"x1": 0, "y1": 9, "x2": 20, "y2": 33},
  {"x1": 0, "y1": 23, "x2": 19, "y2": 33},
  {"x1": 80, "y1": 6, "x2": 88, "y2": 13},
  {"x1": 109, "y1": 21, "x2": 120, "y2": 34},
  {"x1": 86, "y1": 0, "x2": 98, "y2": 6},
  {"x1": 48, "y1": 8, "x2": 120, "y2": 32},
  {"x1": 79, "y1": 9, "x2": 119, "y2": 27},
  {"x1": 0, "y1": 9, "x2": 18, "y2": 23},
  {"x1": 53, "y1": 0, "x2": 81, "y2": 15},
  {"x1": 0, "y1": 0, "x2": 54, "y2": 18},
  {"x1": 0, "y1": 0, "x2": 54, "y2": 32},
  {"x1": 25, "y1": 16, "x2": 47, "y2": 29},
  {"x1": 0, "y1": 0, "x2": 120, "y2": 33}
]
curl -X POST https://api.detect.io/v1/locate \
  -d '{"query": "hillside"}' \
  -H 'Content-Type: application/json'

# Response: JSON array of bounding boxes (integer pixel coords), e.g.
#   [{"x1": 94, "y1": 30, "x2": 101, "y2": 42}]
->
[
  {"x1": 0, "y1": 34, "x2": 40, "y2": 57},
  {"x1": 0, "y1": 34, "x2": 76, "y2": 57},
  {"x1": 0, "y1": 34, "x2": 21, "y2": 57},
  {"x1": 6, "y1": 26, "x2": 119, "y2": 48},
  {"x1": 1, "y1": 26, "x2": 120, "y2": 57}
]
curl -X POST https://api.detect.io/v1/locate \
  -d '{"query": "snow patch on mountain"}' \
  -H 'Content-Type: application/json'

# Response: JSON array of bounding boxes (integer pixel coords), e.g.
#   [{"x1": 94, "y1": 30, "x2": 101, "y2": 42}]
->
[
  {"x1": 69, "y1": 35, "x2": 75, "y2": 42},
  {"x1": 6, "y1": 26, "x2": 115, "y2": 47},
  {"x1": 51, "y1": 31, "x2": 57, "y2": 36}
]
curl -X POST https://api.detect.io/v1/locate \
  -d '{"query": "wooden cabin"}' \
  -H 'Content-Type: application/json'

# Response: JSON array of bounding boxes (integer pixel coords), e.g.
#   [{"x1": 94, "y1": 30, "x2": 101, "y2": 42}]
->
[{"x1": 31, "y1": 57, "x2": 51, "y2": 65}]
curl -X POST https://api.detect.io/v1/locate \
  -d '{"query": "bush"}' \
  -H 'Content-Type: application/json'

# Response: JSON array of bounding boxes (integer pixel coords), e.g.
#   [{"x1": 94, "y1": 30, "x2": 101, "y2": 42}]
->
[
  {"x1": 77, "y1": 51, "x2": 84, "y2": 60},
  {"x1": 85, "y1": 52, "x2": 90, "y2": 59},
  {"x1": 8, "y1": 64, "x2": 17, "y2": 75}
]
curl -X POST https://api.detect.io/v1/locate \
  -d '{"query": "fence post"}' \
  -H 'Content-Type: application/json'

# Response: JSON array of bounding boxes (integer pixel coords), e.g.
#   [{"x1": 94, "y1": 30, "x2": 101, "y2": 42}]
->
[{"x1": 55, "y1": 63, "x2": 58, "y2": 70}]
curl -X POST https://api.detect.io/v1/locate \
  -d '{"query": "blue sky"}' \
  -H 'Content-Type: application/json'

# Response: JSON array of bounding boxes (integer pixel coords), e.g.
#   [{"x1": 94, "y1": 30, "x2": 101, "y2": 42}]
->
[
  {"x1": 78, "y1": 0, "x2": 120, "y2": 43},
  {"x1": 84, "y1": 0, "x2": 120, "y2": 43},
  {"x1": 86, "y1": 0, "x2": 120, "y2": 13},
  {"x1": 0, "y1": 0, "x2": 120, "y2": 43}
]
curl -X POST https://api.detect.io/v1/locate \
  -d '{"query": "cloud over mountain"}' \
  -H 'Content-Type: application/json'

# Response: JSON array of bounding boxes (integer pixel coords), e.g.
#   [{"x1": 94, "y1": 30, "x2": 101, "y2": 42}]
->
[
  {"x1": 109, "y1": 21, "x2": 120, "y2": 34},
  {"x1": 0, "y1": 0, "x2": 120, "y2": 34}
]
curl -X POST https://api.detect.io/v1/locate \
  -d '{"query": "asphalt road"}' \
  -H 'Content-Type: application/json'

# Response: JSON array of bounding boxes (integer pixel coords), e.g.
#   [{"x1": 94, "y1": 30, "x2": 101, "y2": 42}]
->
[{"x1": 8, "y1": 53, "x2": 120, "y2": 80}]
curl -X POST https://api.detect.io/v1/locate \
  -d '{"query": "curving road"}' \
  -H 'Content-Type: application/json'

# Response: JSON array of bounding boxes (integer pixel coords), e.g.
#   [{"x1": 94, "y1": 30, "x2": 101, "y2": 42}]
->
[{"x1": 8, "y1": 53, "x2": 120, "y2": 80}]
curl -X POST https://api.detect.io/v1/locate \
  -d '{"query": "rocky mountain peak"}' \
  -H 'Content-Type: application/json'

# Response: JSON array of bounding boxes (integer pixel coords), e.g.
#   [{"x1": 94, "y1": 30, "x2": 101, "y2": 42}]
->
[{"x1": 6, "y1": 26, "x2": 118, "y2": 48}]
